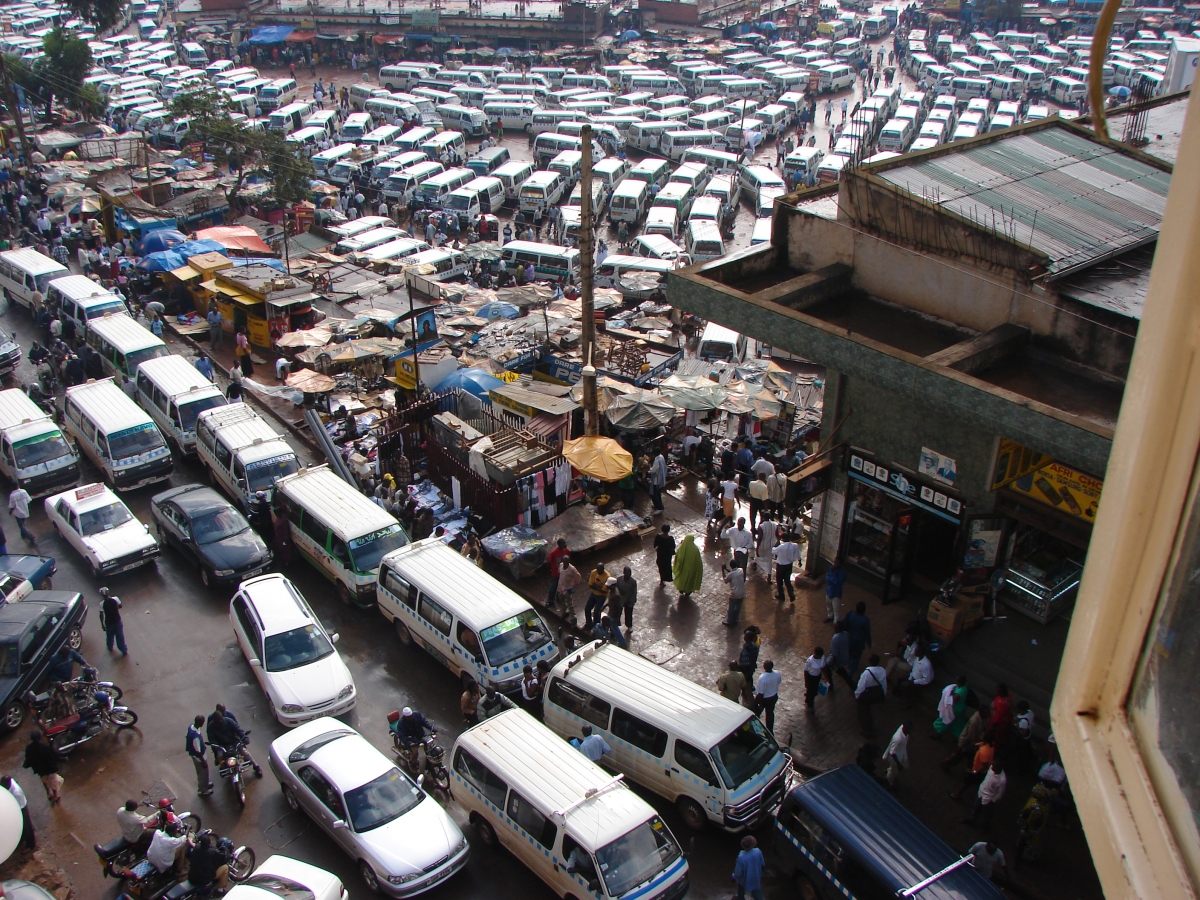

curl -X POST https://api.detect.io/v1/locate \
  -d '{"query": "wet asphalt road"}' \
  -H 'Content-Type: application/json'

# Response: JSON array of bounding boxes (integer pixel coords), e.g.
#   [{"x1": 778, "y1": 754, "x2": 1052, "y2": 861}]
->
[{"x1": 0, "y1": 307, "x2": 768, "y2": 900}]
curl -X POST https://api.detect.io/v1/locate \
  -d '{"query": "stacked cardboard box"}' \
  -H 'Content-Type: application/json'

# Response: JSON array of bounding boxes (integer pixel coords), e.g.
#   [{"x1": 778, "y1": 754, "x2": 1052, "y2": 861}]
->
[{"x1": 927, "y1": 586, "x2": 991, "y2": 644}]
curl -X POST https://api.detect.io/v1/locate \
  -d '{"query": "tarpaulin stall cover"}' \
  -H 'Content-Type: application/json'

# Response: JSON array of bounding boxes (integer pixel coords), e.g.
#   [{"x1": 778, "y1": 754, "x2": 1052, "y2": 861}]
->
[
  {"x1": 249, "y1": 26, "x2": 295, "y2": 44},
  {"x1": 195, "y1": 226, "x2": 273, "y2": 254},
  {"x1": 604, "y1": 389, "x2": 679, "y2": 431},
  {"x1": 563, "y1": 436, "x2": 634, "y2": 481}
]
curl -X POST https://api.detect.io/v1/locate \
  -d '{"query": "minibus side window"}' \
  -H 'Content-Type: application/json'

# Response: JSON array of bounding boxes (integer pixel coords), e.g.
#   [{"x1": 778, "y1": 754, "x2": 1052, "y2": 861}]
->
[
  {"x1": 674, "y1": 740, "x2": 718, "y2": 785},
  {"x1": 381, "y1": 566, "x2": 416, "y2": 607},
  {"x1": 300, "y1": 512, "x2": 328, "y2": 546},
  {"x1": 82, "y1": 418, "x2": 97, "y2": 445},
  {"x1": 331, "y1": 536, "x2": 350, "y2": 565},
  {"x1": 547, "y1": 680, "x2": 611, "y2": 728},
  {"x1": 452, "y1": 748, "x2": 508, "y2": 808},
  {"x1": 457, "y1": 623, "x2": 482, "y2": 661},
  {"x1": 612, "y1": 708, "x2": 668, "y2": 758},
  {"x1": 418, "y1": 593, "x2": 453, "y2": 635},
  {"x1": 507, "y1": 791, "x2": 557, "y2": 849}
]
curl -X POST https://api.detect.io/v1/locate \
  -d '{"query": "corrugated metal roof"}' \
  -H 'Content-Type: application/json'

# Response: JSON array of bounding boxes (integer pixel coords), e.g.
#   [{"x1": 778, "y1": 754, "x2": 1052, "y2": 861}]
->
[{"x1": 875, "y1": 126, "x2": 1169, "y2": 277}]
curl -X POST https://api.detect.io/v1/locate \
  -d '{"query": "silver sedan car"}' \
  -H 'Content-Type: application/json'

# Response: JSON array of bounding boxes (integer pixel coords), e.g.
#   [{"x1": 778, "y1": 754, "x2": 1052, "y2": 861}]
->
[{"x1": 269, "y1": 718, "x2": 469, "y2": 896}]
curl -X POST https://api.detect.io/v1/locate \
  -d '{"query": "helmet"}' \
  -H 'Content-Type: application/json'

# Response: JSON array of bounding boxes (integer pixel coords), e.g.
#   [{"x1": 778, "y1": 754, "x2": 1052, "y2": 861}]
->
[
  {"x1": 401, "y1": 707, "x2": 413, "y2": 717},
  {"x1": 98, "y1": 587, "x2": 110, "y2": 598},
  {"x1": 158, "y1": 797, "x2": 173, "y2": 810}
]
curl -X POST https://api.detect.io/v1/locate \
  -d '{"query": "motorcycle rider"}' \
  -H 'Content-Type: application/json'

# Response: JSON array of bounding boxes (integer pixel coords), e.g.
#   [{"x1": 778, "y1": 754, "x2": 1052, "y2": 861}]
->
[
  {"x1": 390, "y1": 707, "x2": 434, "y2": 771},
  {"x1": 206, "y1": 704, "x2": 261, "y2": 777},
  {"x1": 115, "y1": 799, "x2": 155, "y2": 849},
  {"x1": 27, "y1": 342, "x2": 49, "y2": 367},
  {"x1": 146, "y1": 820, "x2": 190, "y2": 876},
  {"x1": 186, "y1": 833, "x2": 230, "y2": 894},
  {"x1": 45, "y1": 645, "x2": 87, "y2": 685}
]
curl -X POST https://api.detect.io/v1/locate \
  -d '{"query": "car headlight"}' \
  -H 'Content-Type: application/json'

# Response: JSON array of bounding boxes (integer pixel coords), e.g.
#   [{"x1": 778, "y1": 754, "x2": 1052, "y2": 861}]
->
[
  {"x1": 279, "y1": 704, "x2": 305, "y2": 715},
  {"x1": 337, "y1": 684, "x2": 354, "y2": 701},
  {"x1": 214, "y1": 569, "x2": 235, "y2": 577},
  {"x1": 388, "y1": 872, "x2": 422, "y2": 885},
  {"x1": 100, "y1": 560, "x2": 117, "y2": 569}
]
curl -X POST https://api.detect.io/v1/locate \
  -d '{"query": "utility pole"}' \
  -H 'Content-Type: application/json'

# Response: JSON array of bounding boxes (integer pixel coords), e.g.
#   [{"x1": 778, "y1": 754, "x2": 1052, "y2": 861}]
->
[
  {"x1": 579, "y1": 124, "x2": 598, "y2": 436},
  {"x1": 0, "y1": 57, "x2": 33, "y2": 162},
  {"x1": 143, "y1": 138, "x2": 153, "y2": 204}
]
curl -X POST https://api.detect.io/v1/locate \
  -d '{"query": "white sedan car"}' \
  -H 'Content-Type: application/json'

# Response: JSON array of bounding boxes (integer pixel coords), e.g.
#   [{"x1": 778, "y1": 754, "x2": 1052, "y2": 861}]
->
[
  {"x1": 230, "y1": 574, "x2": 356, "y2": 726},
  {"x1": 269, "y1": 719, "x2": 469, "y2": 897},
  {"x1": 225, "y1": 855, "x2": 348, "y2": 900},
  {"x1": 44, "y1": 483, "x2": 159, "y2": 578}
]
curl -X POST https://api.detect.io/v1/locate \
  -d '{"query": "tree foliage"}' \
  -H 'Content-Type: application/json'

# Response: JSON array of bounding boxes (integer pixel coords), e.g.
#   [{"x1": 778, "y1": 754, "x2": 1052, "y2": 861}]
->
[
  {"x1": 975, "y1": 0, "x2": 1022, "y2": 27},
  {"x1": 171, "y1": 91, "x2": 314, "y2": 207},
  {"x1": 7, "y1": 29, "x2": 104, "y2": 120},
  {"x1": 62, "y1": 0, "x2": 126, "y2": 35}
]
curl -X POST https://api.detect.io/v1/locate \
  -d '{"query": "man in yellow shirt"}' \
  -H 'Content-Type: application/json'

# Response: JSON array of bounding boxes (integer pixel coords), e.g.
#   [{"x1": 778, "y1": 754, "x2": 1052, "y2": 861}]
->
[{"x1": 586, "y1": 562, "x2": 609, "y2": 630}]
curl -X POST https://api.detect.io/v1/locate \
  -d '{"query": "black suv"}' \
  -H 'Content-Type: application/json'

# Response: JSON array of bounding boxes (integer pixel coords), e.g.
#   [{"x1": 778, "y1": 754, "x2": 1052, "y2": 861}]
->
[{"x1": 0, "y1": 591, "x2": 88, "y2": 730}]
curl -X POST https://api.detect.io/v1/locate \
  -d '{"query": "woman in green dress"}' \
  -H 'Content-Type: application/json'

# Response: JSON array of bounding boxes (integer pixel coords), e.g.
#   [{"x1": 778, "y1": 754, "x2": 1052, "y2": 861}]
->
[
  {"x1": 672, "y1": 533, "x2": 703, "y2": 600},
  {"x1": 933, "y1": 674, "x2": 970, "y2": 738}
]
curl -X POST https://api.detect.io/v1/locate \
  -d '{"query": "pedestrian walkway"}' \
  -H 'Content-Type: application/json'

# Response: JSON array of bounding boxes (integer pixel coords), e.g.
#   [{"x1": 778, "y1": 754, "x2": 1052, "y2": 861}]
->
[{"x1": 516, "y1": 477, "x2": 1102, "y2": 900}]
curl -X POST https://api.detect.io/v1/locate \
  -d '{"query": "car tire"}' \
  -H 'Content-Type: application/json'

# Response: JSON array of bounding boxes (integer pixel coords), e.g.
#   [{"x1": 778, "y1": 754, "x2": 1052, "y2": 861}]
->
[
  {"x1": 337, "y1": 582, "x2": 352, "y2": 606},
  {"x1": 359, "y1": 861, "x2": 380, "y2": 894},
  {"x1": 67, "y1": 626, "x2": 82, "y2": 651},
  {"x1": 2, "y1": 701, "x2": 24, "y2": 731},
  {"x1": 282, "y1": 784, "x2": 300, "y2": 812},
  {"x1": 201, "y1": 567, "x2": 212, "y2": 589},
  {"x1": 797, "y1": 874, "x2": 820, "y2": 900},
  {"x1": 395, "y1": 620, "x2": 413, "y2": 645},
  {"x1": 475, "y1": 817, "x2": 498, "y2": 847},
  {"x1": 676, "y1": 796, "x2": 708, "y2": 832}
]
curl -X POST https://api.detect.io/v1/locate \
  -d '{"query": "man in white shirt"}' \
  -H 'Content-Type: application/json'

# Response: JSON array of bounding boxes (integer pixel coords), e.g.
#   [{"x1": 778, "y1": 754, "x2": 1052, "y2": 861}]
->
[
  {"x1": 8, "y1": 486, "x2": 33, "y2": 542},
  {"x1": 968, "y1": 841, "x2": 1008, "y2": 882},
  {"x1": 721, "y1": 562, "x2": 746, "y2": 626},
  {"x1": 966, "y1": 762, "x2": 1007, "y2": 829},
  {"x1": 754, "y1": 661, "x2": 782, "y2": 732},
  {"x1": 854, "y1": 654, "x2": 888, "y2": 738},
  {"x1": 802, "y1": 649, "x2": 826, "y2": 709},
  {"x1": 719, "y1": 477, "x2": 739, "y2": 526},
  {"x1": 772, "y1": 534, "x2": 801, "y2": 603},
  {"x1": 577, "y1": 724, "x2": 611, "y2": 763},
  {"x1": 748, "y1": 473, "x2": 769, "y2": 529},
  {"x1": 766, "y1": 470, "x2": 786, "y2": 516},
  {"x1": 750, "y1": 453, "x2": 774, "y2": 478},
  {"x1": 116, "y1": 800, "x2": 153, "y2": 844},
  {"x1": 883, "y1": 723, "x2": 909, "y2": 787},
  {"x1": 899, "y1": 644, "x2": 935, "y2": 708},
  {"x1": 147, "y1": 823, "x2": 190, "y2": 874},
  {"x1": 721, "y1": 517, "x2": 754, "y2": 570}
]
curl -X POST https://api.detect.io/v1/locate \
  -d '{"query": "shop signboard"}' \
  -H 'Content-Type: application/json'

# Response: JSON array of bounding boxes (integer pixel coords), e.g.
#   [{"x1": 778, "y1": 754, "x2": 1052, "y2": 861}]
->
[
  {"x1": 411, "y1": 8, "x2": 439, "y2": 27},
  {"x1": 1007, "y1": 460, "x2": 1102, "y2": 523},
  {"x1": 819, "y1": 490, "x2": 843, "y2": 562},
  {"x1": 488, "y1": 390, "x2": 536, "y2": 419},
  {"x1": 991, "y1": 438, "x2": 1052, "y2": 491},
  {"x1": 847, "y1": 450, "x2": 963, "y2": 523}
]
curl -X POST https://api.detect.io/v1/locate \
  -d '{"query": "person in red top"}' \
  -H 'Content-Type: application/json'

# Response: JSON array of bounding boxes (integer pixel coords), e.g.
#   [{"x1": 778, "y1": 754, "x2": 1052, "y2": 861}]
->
[
  {"x1": 988, "y1": 683, "x2": 1014, "y2": 748},
  {"x1": 546, "y1": 539, "x2": 570, "y2": 608}
]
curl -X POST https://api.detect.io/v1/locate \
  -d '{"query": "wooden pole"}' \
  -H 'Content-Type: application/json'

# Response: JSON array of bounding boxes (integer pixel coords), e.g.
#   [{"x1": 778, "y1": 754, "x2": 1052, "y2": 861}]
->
[{"x1": 579, "y1": 124, "x2": 598, "y2": 436}]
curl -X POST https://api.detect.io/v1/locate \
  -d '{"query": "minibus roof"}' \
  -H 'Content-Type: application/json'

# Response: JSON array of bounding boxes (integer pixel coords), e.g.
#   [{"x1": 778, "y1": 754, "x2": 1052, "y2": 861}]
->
[
  {"x1": 276, "y1": 464, "x2": 400, "y2": 537},
  {"x1": 382, "y1": 538, "x2": 534, "y2": 630},
  {"x1": 553, "y1": 641, "x2": 752, "y2": 749},
  {"x1": 791, "y1": 765, "x2": 1006, "y2": 900},
  {"x1": 459, "y1": 709, "x2": 658, "y2": 846}
]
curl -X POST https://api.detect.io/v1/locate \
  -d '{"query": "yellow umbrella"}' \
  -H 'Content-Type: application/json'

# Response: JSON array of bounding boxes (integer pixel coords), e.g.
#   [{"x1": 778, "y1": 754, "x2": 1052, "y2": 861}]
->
[{"x1": 563, "y1": 436, "x2": 634, "y2": 481}]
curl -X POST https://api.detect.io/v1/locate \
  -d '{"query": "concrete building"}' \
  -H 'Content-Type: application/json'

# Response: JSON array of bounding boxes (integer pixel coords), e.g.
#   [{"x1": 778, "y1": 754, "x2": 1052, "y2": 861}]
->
[{"x1": 667, "y1": 118, "x2": 1172, "y2": 713}]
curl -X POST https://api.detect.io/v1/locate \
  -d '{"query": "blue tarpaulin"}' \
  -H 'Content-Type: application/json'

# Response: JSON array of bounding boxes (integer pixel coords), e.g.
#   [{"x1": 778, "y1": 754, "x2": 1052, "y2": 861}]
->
[
  {"x1": 136, "y1": 250, "x2": 186, "y2": 272},
  {"x1": 249, "y1": 26, "x2": 294, "y2": 44},
  {"x1": 174, "y1": 240, "x2": 228, "y2": 258},
  {"x1": 230, "y1": 257, "x2": 287, "y2": 272}
]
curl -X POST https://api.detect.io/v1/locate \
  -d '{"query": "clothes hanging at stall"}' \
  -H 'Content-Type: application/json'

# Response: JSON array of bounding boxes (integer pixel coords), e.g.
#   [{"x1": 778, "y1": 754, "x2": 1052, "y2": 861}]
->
[{"x1": 515, "y1": 463, "x2": 570, "y2": 527}]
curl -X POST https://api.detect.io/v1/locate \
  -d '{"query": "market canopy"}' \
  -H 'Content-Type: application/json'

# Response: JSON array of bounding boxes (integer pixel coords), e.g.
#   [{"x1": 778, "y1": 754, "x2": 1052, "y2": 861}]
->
[
  {"x1": 604, "y1": 388, "x2": 679, "y2": 431},
  {"x1": 134, "y1": 228, "x2": 187, "y2": 255},
  {"x1": 136, "y1": 250, "x2": 186, "y2": 272},
  {"x1": 286, "y1": 368, "x2": 336, "y2": 392},
  {"x1": 563, "y1": 435, "x2": 634, "y2": 481},
  {"x1": 659, "y1": 373, "x2": 728, "y2": 410},
  {"x1": 249, "y1": 25, "x2": 295, "y2": 44},
  {"x1": 174, "y1": 239, "x2": 228, "y2": 258},
  {"x1": 195, "y1": 226, "x2": 273, "y2": 255},
  {"x1": 276, "y1": 328, "x2": 331, "y2": 348},
  {"x1": 432, "y1": 366, "x2": 505, "y2": 400}
]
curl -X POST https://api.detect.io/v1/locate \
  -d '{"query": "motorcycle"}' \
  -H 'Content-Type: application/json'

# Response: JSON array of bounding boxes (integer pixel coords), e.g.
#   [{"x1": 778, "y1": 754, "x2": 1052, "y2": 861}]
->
[
  {"x1": 389, "y1": 725, "x2": 450, "y2": 801},
  {"x1": 109, "y1": 828, "x2": 255, "y2": 900},
  {"x1": 65, "y1": 666, "x2": 124, "y2": 705},
  {"x1": 94, "y1": 798, "x2": 202, "y2": 879},
  {"x1": 213, "y1": 736, "x2": 260, "y2": 807},
  {"x1": 27, "y1": 686, "x2": 138, "y2": 754}
]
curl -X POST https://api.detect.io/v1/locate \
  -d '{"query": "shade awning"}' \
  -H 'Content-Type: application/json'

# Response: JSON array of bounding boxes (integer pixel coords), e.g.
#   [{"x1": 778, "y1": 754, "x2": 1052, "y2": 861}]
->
[
  {"x1": 286, "y1": 30, "x2": 316, "y2": 41},
  {"x1": 170, "y1": 264, "x2": 202, "y2": 281},
  {"x1": 268, "y1": 292, "x2": 318, "y2": 309},
  {"x1": 232, "y1": 294, "x2": 265, "y2": 308},
  {"x1": 195, "y1": 226, "x2": 274, "y2": 255},
  {"x1": 248, "y1": 25, "x2": 295, "y2": 44}
]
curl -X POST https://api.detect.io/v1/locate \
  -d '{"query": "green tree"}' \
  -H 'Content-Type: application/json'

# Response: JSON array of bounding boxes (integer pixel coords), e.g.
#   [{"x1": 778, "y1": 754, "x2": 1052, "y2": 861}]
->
[
  {"x1": 62, "y1": 0, "x2": 127, "y2": 35},
  {"x1": 976, "y1": 0, "x2": 1021, "y2": 26},
  {"x1": 8, "y1": 29, "x2": 100, "y2": 119},
  {"x1": 172, "y1": 90, "x2": 314, "y2": 208}
]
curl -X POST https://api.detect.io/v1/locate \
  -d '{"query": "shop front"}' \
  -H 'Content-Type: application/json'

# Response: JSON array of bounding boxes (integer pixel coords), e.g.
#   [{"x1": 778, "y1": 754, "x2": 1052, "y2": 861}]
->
[
  {"x1": 984, "y1": 439, "x2": 1100, "y2": 624},
  {"x1": 840, "y1": 448, "x2": 965, "y2": 603}
]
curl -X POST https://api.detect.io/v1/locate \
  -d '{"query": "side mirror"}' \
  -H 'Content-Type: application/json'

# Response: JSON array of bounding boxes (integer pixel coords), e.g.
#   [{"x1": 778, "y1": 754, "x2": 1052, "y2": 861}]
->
[
  {"x1": 248, "y1": 658, "x2": 261, "y2": 668},
  {"x1": 416, "y1": 774, "x2": 425, "y2": 786},
  {"x1": 330, "y1": 633, "x2": 339, "y2": 644},
  {"x1": 331, "y1": 820, "x2": 348, "y2": 830},
  {"x1": 588, "y1": 880, "x2": 601, "y2": 894}
]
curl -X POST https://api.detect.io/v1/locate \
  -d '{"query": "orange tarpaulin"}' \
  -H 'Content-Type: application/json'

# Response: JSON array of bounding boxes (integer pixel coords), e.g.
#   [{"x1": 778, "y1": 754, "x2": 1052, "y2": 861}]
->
[
  {"x1": 286, "y1": 31, "x2": 316, "y2": 41},
  {"x1": 194, "y1": 226, "x2": 273, "y2": 255}
]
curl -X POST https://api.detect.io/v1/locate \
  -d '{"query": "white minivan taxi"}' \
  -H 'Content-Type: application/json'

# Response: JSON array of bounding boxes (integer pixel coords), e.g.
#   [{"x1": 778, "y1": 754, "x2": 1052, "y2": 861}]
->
[
  {"x1": 275, "y1": 464, "x2": 408, "y2": 608},
  {"x1": 451, "y1": 709, "x2": 690, "y2": 900},
  {"x1": 0, "y1": 389, "x2": 79, "y2": 497},
  {"x1": 543, "y1": 641, "x2": 794, "y2": 832},
  {"x1": 62, "y1": 378, "x2": 173, "y2": 491},
  {"x1": 134, "y1": 355, "x2": 227, "y2": 455},
  {"x1": 378, "y1": 538, "x2": 558, "y2": 694}
]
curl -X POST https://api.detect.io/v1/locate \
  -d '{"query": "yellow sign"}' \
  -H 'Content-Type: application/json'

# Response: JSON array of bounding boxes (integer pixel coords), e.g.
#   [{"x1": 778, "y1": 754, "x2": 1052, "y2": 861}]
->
[
  {"x1": 1008, "y1": 459, "x2": 1103, "y2": 523},
  {"x1": 489, "y1": 390, "x2": 534, "y2": 418},
  {"x1": 991, "y1": 439, "x2": 1052, "y2": 491},
  {"x1": 497, "y1": 370, "x2": 519, "y2": 383},
  {"x1": 393, "y1": 356, "x2": 418, "y2": 390}
]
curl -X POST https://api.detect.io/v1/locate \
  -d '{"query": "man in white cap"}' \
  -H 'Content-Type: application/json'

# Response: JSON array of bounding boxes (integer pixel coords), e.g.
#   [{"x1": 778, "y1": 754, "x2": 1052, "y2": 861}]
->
[{"x1": 389, "y1": 706, "x2": 434, "y2": 770}]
